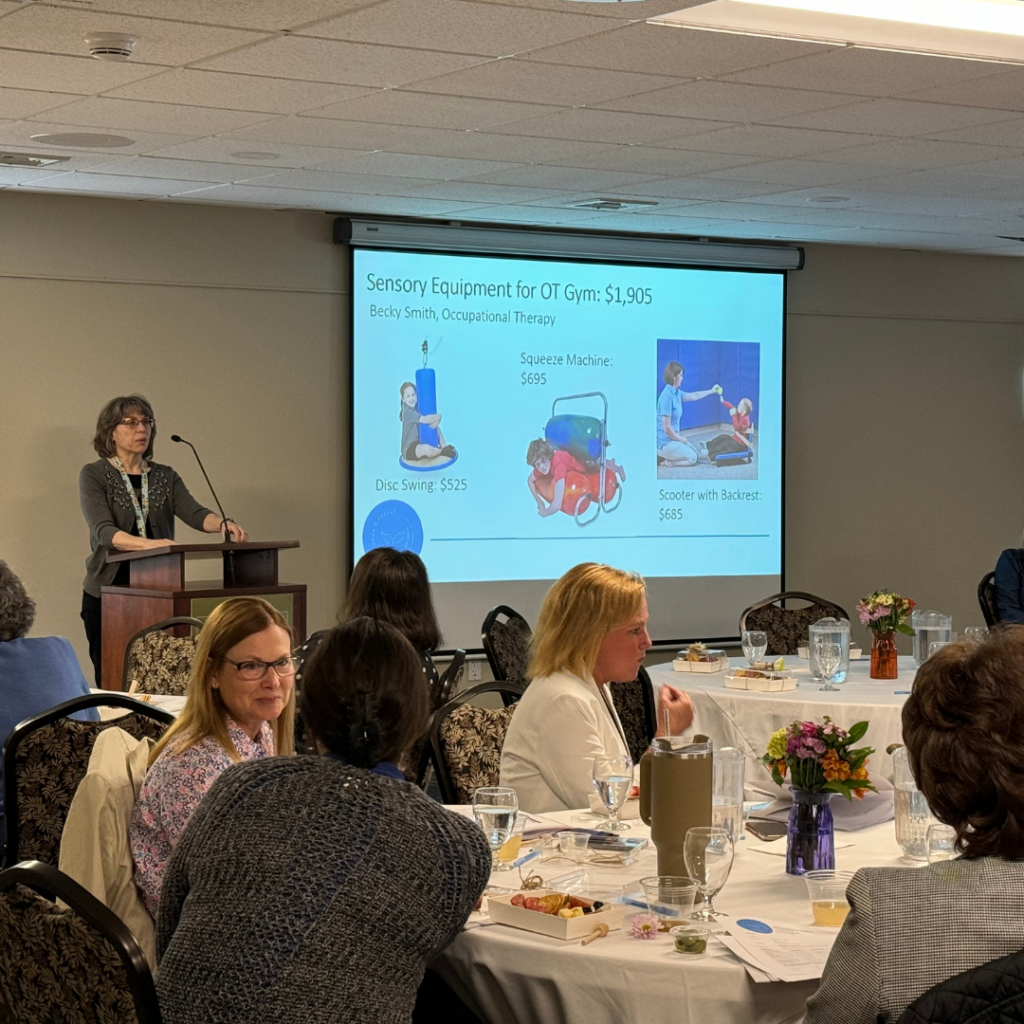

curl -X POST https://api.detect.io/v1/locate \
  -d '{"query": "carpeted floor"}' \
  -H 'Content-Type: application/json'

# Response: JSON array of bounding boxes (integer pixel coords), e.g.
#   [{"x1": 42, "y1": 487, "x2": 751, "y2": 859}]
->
[{"x1": 657, "y1": 424, "x2": 758, "y2": 481}]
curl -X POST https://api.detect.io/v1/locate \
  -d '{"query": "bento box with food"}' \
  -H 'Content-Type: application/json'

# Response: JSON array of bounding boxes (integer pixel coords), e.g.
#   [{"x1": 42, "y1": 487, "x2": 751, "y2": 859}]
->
[
  {"x1": 486, "y1": 889, "x2": 626, "y2": 940},
  {"x1": 673, "y1": 644, "x2": 728, "y2": 673},
  {"x1": 724, "y1": 668, "x2": 797, "y2": 692}
]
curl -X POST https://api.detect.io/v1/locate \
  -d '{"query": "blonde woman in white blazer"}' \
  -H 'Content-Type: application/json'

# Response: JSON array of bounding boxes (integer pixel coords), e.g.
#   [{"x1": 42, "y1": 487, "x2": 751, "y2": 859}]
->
[{"x1": 499, "y1": 563, "x2": 693, "y2": 814}]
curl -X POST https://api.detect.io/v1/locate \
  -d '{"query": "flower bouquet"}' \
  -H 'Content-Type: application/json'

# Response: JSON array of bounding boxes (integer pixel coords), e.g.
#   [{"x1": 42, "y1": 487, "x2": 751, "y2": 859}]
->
[
  {"x1": 762, "y1": 717, "x2": 876, "y2": 874},
  {"x1": 856, "y1": 590, "x2": 914, "y2": 679}
]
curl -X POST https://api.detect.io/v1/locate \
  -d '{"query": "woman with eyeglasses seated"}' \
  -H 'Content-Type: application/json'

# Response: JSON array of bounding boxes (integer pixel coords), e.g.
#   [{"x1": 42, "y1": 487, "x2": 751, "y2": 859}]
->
[
  {"x1": 130, "y1": 597, "x2": 295, "y2": 914},
  {"x1": 78, "y1": 394, "x2": 249, "y2": 685},
  {"x1": 807, "y1": 627, "x2": 1024, "y2": 1024},
  {"x1": 155, "y1": 617, "x2": 490, "y2": 1024}
]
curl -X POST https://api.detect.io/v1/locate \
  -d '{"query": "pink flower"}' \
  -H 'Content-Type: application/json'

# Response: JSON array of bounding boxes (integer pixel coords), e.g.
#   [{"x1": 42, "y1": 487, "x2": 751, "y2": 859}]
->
[
  {"x1": 800, "y1": 722, "x2": 818, "y2": 738},
  {"x1": 793, "y1": 745, "x2": 821, "y2": 760},
  {"x1": 631, "y1": 914, "x2": 660, "y2": 940},
  {"x1": 871, "y1": 606, "x2": 890, "y2": 621}
]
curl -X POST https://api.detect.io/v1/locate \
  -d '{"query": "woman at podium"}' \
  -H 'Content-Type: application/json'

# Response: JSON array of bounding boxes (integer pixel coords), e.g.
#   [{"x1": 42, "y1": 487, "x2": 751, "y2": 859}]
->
[{"x1": 78, "y1": 395, "x2": 248, "y2": 684}]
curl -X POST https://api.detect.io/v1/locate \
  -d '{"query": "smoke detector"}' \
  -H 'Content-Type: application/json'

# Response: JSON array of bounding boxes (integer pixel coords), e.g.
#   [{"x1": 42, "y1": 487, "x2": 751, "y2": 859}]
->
[{"x1": 84, "y1": 32, "x2": 138, "y2": 61}]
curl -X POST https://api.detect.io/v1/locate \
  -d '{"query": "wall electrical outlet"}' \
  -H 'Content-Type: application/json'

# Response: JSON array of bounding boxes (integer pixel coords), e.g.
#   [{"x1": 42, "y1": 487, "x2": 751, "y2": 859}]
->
[{"x1": 467, "y1": 660, "x2": 482, "y2": 681}]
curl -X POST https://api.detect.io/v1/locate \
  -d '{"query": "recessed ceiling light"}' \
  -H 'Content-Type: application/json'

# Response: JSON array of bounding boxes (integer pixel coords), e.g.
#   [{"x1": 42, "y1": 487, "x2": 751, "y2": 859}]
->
[
  {"x1": 566, "y1": 198, "x2": 660, "y2": 210},
  {"x1": 230, "y1": 151, "x2": 281, "y2": 160},
  {"x1": 30, "y1": 132, "x2": 135, "y2": 148},
  {"x1": 0, "y1": 151, "x2": 71, "y2": 167},
  {"x1": 649, "y1": 0, "x2": 1024, "y2": 63},
  {"x1": 806, "y1": 195, "x2": 851, "y2": 204}
]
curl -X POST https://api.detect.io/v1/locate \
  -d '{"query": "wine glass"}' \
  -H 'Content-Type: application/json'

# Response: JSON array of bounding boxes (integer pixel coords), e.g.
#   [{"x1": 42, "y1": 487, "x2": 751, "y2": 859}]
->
[
  {"x1": 591, "y1": 754, "x2": 633, "y2": 832},
  {"x1": 815, "y1": 639, "x2": 841, "y2": 692},
  {"x1": 741, "y1": 630, "x2": 768, "y2": 667},
  {"x1": 472, "y1": 787, "x2": 518, "y2": 871},
  {"x1": 684, "y1": 826, "x2": 735, "y2": 921}
]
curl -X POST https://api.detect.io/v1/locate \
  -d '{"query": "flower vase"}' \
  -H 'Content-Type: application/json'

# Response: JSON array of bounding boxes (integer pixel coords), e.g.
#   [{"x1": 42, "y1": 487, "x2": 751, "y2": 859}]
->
[
  {"x1": 870, "y1": 630, "x2": 898, "y2": 679},
  {"x1": 786, "y1": 789, "x2": 835, "y2": 876}
]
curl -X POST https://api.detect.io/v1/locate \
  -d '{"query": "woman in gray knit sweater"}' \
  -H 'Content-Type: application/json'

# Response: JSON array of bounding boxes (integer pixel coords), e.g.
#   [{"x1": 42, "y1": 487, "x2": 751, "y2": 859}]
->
[{"x1": 155, "y1": 617, "x2": 491, "y2": 1024}]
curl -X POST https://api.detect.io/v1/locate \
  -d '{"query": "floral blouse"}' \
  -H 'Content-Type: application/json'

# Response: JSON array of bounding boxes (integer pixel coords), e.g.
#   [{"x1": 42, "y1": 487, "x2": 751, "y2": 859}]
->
[{"x1": 130, "y1": 719, "x2": 275, "y2": 914}]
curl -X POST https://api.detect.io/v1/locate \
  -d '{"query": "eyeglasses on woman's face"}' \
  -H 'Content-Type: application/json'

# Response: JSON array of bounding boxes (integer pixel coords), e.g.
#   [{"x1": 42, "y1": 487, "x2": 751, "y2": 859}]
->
[
  {"x1": 120, "y1": 417, "x2": 155, "y2": 430},
  {"x1": 221, "y1": 655, "x2": 299, "y2": 682}
]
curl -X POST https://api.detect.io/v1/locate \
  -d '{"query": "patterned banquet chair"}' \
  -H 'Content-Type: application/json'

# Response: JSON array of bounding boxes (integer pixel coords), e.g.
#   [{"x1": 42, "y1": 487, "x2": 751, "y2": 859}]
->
[
  {"x1": 978, "y1": 571, "x2": 999, "y2": 629},
  {"x1": 429, "y1": 682, "x2": 526, "y2": 804},
  {"x1": 481, "y1": 606, "x2": 532, "y2": 693},
  {"x1": 609, "y1": 667, "x2": 658, "y2": 764},
  {"x1": 3, "y1": 694, "x2": 173, "y2": 869},
  {"x1": 121, "y1": 616, "x2": 203, "y2": 695},
  {"x1": 739, "y1": 591, "x2": 851, "y2": 656},
  {"x1": 0, "y1": 859, "x2": 161, "y2": 1024}
]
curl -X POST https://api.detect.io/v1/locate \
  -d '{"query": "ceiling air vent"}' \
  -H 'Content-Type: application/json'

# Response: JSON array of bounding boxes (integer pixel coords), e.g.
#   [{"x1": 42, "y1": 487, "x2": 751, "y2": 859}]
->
[
  {"x1": 0, "y1": 152, "x2": 70, "y2": 167},
  {"x1": 566, "y1": 198, "x2": 659, "y2": 211}
]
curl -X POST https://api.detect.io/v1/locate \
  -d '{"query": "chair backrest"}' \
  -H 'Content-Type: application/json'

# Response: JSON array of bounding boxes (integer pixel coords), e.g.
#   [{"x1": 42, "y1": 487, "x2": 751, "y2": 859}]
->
[
  {"x1": 978, "y1": 572, "x2": 999, "y2": 629},
  {"x1": 121, "y1": 617, "x2": 203, "y2": 695},
  {"x1": 0, "y1": 859, "x2": 161, "y2": 1024},
  {"x1": 429, "y1": 682, "x2": 526, "y2": 804},
  {"x1": 609, "y1": 667, "x2": 658, "y2": 764},
  {"x1": 739, "y1": 591, "x2": 852, "y2": 656},
  {"x1": 897, "y1": 945, "x2": 1024, "y2": 1024},
  {"x1": 3, "y1": 694, "x2": 173, "y2": 868},
  {"x1": 434, "y1": 649, "x2": 466, "y2": 710},
  {"x1": 481, "y1": 605, "x2": 532, "y2": 686}
]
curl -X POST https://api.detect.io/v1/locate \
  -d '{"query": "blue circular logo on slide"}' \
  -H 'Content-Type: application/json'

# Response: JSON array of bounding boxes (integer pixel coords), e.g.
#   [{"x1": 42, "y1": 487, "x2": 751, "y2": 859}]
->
[{"x1": 362, "y1": 500, "x2": 424, "y2": 555}]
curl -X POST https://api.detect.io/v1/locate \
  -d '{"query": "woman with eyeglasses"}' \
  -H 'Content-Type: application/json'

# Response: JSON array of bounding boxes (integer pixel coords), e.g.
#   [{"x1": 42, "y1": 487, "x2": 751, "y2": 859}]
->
[
  {"x1": 78, "y1": 394, "x2": 248, "y2": 684},
  {"x1": 130, "y1": 597, "x2": 295, "y2": 914}
]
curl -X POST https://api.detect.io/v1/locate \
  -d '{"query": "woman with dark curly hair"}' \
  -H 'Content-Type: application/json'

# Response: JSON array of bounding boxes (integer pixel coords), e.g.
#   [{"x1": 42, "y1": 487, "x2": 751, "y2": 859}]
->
[
  {"x1": 807, "y1": 626, "x2": 1024, "y2": 1024},
  {"x1": 0, "y1": 560, "x2": 97, "y2": 844},
  {"x1": 79, "y1": 394, "x2": 249, "y2": 684}
]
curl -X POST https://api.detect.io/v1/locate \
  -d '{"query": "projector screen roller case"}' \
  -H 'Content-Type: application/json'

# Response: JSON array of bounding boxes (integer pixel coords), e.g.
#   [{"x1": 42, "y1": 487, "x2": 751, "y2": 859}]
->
[{"x1": 351, "y1": 247, "x2": 784, "y2": 649}]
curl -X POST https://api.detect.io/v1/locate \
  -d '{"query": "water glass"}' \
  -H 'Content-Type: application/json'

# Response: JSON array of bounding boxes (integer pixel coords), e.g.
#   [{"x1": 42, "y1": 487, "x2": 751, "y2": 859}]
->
[
  {"x1": 893, "y1": 746, "x2": 935, "y2": 860},
  {"x1": 641, "y1": 875, "x2": 699, "y2": 928},
  {"x1": 803, "y1": 869, "x2": 854, "y2": 927},
  {"x1": 964, "y1": 626, "x2": 988, "y2": 644},
  {"x1": 683, "y1": 826, "x2": 735, "y2": 920},
  {"x1": 926, "y1": 823, "x2": 957, "y2": 863},
  {"x1": 928, "y1": 640, "x2": 954, "y2": 658},
  {"x1": 592, "y1": 753, "x2": 633, "y2": 832},
  {"x1": 912, "y1": 609, "x2": 953, "y2": 666},
  {"x1": 472, "y1": 787, "x2": 518, "y2": 869},
  {"x1": 741, "y1": 630, "x2": 768, "y2": 666},
  {"x1": 815, "y1": 638, "x2": 842, "y2": 692},
  {"x1": 713, "y1": 747, "x2": 746, "y2": 844},
  {"x1": 496, "y1": 812, "x2": 527, "y2": 871}
]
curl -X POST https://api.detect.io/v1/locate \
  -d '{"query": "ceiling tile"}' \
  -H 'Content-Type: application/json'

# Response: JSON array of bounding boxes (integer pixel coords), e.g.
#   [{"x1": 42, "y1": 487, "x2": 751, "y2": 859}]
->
[
  {"x1": 957, "y1": 180, "x2": 1024, "y2": 201},
  {"x1": 960, "y1": 154, "x2": 1024, "y2": 178},
  {"x1": 148, "y1": 137, "x2": 371, "y2": 167},
  {"x1": 457, "y1": 0, "x2": 680, "y2": 18},
  {"x1": 525, "y1": 21, "x2": 832, "y2": 78},
  {"x1": 596, "y1": 81, "x2": 857, "y2": 123},
  {"x1": 771, "y1": 99, "x2": 1019, "y2": 137},
  {"x1": 84, "y1": 156, "x2": 308, "y2": 183},
  {"x1": 0, "y1": 6, "x2": 267, "y2": 65},
  {"x1": 67, "y1": 0, "x2": 377, "y2": 32},
  {"x1": 809, "y1": 137, "x2": 1015, "y2": 169},
  {"x1": 547, "y1": 145, "x2": 760, "y2": 176},
  {"x1": 702, "y1": 158, "x2": 906, "y2": 187},
  {"x1": 410, "y1": 58, "x2": 686, "y2": 106},
  {"x1": 19, "y1": 170, "x2": 219, "y2": 196},
  {"x1": 662, "y1": 123, "x2": 877, "y2": 159},
  {"x1": 306, "y1": 89, "x2": 560, "y2": 130},
  {"x1": 452, "y1": 203, "x2": 608, "y2": 225},
  {"x1": 602, "y1": 176, "x2": 807, "y2": 202},
  {"x1": 307, "y1": 151, "x2": 520, "y2": 179},
  {"x1": 925, "y1": 118, "x2": 1024, "y2": 147},
  {"x1": 516, "y1": 191, "x2": 699, "y2": 211},
  {"x1": 846, "y1": 169, "x2": 1012, "y2": 197},
  {"x1": 722, "y1": 46, "x2": 1003, "y2": 99},
  {"x1": 394, "y1": 180, "x2": 572, "y2": 204},
  {"x1": 197, "y1": 35, "x2": 486, "y2": 88},
  {"x1": 0, "y1": 50, "x2": 159, "y2": 94},
  {"x1": 33, "y1": 97, "x2": 275, "y2": 135},
  {"x1": 105, "y1": 69, "x2": 374, "y2": 115},
  {"x1": 242, "y1": 168, "x2": 444, "y2": 194},
  {"x1": 0, "y1": 88, "x2": 80, "y2": 121},
  {"x1": 457, "y1": 163, "x2": 664, "y2": 191},
  {"x1": 899, "y1": 67, "x2": 1024, "y2": 112},
  {"x1": 0, "y1": 120, "x2": 196, "y2": 154},
  {"x1": 308, "y1": 0, "x2": 620, "y2": 57},
  {"x1": 484, "y1": 107, "x2": 731, "y2": 145}
]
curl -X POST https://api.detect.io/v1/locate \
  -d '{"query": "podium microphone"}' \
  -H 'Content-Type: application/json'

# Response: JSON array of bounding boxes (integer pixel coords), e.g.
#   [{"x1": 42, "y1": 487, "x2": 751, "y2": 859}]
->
[{"x1": 170, "y1": 434, "x2": 235, "y2": 546}]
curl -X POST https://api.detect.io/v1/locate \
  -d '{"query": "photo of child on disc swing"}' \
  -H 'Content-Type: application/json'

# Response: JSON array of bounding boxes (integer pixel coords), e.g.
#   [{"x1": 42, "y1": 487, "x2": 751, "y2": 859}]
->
[
  {"x1": 525, "y1": 392, "x2": 625, "y2": 526},
  {"x1": 655, "y1": 338, "x2": 760, "y2": 481}
]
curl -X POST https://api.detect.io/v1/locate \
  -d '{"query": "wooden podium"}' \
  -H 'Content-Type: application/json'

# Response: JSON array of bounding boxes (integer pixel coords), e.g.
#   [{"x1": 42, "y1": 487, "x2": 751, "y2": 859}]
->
[{"x1": 100, "y1": 541, "x2": 305, "y2": 690}]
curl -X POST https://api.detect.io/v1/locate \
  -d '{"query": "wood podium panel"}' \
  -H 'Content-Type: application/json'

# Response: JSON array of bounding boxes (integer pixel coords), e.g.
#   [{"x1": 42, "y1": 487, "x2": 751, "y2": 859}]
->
[{"x1": 101, "y1": 542, "x2": 303, "y2": 690}]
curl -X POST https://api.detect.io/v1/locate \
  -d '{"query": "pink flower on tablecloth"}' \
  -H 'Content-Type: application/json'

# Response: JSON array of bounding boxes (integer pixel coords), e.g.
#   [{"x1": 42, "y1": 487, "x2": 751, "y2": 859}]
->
[{"x1": 631, "y1": 914, "x2": 660, "y2": 940}]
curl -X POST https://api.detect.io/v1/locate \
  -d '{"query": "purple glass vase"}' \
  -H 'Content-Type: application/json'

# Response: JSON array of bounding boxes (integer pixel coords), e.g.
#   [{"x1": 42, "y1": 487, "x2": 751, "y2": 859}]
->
[{"x1": 786, "y1": 788, "x2": 835, "y2": 875}]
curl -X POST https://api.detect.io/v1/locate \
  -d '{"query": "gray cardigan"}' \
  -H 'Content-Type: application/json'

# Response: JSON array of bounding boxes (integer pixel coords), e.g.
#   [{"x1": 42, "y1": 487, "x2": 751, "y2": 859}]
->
[
  {"x1": 78, "y1": 459, "x2": 213, "y2": 597},
  {"x1": 807, "y1": 858, "x2": 1024, "y2": 1024},
  {"x1": 156, "y1": 756, "x2": 491, "y2": 1024}
]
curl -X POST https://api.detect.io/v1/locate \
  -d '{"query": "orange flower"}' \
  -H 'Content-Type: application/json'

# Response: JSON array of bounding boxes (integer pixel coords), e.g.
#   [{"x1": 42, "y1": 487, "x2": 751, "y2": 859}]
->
[
  {"x1": 821, "y1": 749, "x2": 851, "y2": 782},
  {"x1": 776, "y1": 759, "x2": 787, "y2": 778},
  {"x1": 852, "y1": 788, "x2": 868, "y2": 799},
  {"x1": 850, "y1": 767, "x2": 869, "y2": 782}
]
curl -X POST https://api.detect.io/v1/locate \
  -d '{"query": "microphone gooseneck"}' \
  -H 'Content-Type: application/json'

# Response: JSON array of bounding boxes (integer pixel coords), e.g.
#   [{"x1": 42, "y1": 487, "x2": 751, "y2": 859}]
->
[{"x1": 170, "y1": 434, "x2": 235, "y2": 546}]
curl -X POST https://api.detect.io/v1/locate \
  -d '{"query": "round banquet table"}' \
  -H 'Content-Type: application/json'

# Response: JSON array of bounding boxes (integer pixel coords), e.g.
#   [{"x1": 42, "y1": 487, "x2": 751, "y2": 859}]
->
[
  {"x1": 647, "y1": 655, "x2": 919, "y2": 787},
  {"x1": 435, "y1": 809, "x2": 914, "y2": 1024}
]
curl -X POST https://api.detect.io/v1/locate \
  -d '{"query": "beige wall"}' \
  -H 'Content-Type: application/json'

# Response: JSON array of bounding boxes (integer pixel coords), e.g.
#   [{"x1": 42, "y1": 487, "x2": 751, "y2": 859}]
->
[{"x1": 2, "y1": 190, "x2": 1022, "y2": 676}]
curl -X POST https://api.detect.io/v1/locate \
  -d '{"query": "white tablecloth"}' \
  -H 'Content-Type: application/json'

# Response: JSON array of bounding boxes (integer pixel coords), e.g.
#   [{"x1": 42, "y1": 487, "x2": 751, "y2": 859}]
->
[
  {"x1": 436, "y1": 810, "x2": 914, "y2": 1024},
  {"x1": 648, "y1": 656, "x2": 918, "y2": 788}
]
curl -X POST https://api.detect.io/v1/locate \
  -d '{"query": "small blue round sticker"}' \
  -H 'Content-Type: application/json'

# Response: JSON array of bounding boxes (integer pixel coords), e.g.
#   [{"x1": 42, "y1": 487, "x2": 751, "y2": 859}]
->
[
  {"x1": 362, "y1": 501, "x2": 424, "y2": 555},
  {"x1": 736, "y1": 919, "x2": 773, "y2": 934}
]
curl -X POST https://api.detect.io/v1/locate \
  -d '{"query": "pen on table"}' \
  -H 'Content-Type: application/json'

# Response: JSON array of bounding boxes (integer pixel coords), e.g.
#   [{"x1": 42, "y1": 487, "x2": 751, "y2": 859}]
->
[
  {"x1": 511, "y1": 848, "x2": 542, "y2": 870},
  {"x1": 619, "y1": 895, "x2": 675, "y2": 917}
]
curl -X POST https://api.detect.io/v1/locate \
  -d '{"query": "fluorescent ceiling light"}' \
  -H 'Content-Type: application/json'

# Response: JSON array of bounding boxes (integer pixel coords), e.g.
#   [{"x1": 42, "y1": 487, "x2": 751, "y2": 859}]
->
[{"x1": 649, "y1": 0, "x2": 1024, "y2": 63}]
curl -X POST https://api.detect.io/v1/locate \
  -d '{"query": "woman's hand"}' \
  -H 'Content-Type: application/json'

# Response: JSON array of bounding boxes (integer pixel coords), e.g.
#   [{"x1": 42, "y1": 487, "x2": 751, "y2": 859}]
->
[
  {"x1": 656, "y1": 685, "x2": 694, "y2": 736},
  {"x1": 223, "y1": 521, "x2": 248, "y2": 543}
]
